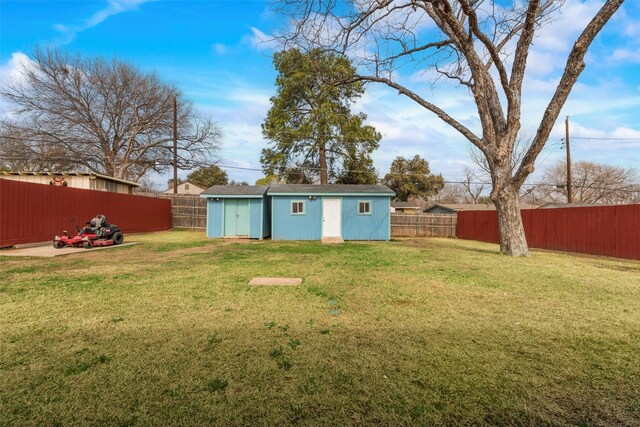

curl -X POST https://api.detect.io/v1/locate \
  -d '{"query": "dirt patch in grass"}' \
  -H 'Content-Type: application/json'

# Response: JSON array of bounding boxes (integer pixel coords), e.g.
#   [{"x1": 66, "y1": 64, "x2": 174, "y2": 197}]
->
[{"x1": 1, "y1": 230, "x2": 639, "y2": 426}]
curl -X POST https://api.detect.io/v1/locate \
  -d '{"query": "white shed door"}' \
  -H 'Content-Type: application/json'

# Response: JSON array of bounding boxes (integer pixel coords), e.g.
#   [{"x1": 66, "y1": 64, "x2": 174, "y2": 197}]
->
[{"x1": 322, "y1": 198, "x2": 342, "y2": 237}]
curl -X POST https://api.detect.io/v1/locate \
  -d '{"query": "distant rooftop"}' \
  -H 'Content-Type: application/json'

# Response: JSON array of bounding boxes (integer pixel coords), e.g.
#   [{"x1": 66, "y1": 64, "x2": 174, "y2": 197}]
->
[
  {"x1": 391, "y1": 201, "x2": 421, "y2": 208},
  {"x1": 0, "y1": 171, "x2": 139, "y2": 187},
  {"x1": 200, "y1": 185, "x2": 268, "y2": 197},
  {"x1": 538, "y1": 202, "x2": 612, "y2": 209},
  {"x1": 425, "y1": 203, "x2": 538, "y2": 212}
]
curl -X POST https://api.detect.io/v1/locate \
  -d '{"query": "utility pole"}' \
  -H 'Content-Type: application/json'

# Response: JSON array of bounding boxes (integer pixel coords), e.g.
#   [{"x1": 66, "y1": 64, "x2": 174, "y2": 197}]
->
[
  {"x1": 565, "y1": 116, "x2": 572, "y2": 203},
  {"x1": 173, "y1": 94, "x2": 178, "y2": 194}
]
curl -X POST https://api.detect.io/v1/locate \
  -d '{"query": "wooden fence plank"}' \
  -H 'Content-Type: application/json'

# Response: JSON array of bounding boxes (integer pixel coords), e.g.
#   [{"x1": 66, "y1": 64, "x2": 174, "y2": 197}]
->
[
  {"x1": 390, "y1": 213, "x2": 456, "y2": 237},
  {"x1": 456, "y1": 205, "x2": 640, "y2": 260},
  {"x1": 139, "y1": 193, "x2": 207, "y2": 230}
]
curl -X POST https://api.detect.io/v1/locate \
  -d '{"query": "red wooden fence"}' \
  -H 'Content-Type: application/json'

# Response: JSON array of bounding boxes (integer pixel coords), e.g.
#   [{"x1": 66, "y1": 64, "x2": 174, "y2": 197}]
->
[
  {"x1": 0, "y1": 179, "x2": 171, "y2": 247},
  {"x1": 456, "y1": 205, "x2": 640, "y2": 260}
]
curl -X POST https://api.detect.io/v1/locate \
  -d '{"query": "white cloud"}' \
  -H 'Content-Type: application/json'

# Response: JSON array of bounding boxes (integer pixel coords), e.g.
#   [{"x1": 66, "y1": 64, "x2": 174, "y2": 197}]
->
[
  {"x1": 212, "y1": 43, "x2": 228, "y2": 55},
  {"x1": 0, "y1": 52, "x2": 37, "y2": 119},
  {"x1": 612, "y1": 48, "x2": 640, "y2": 63},
  {"x1": 226, "y1": 87, "x2": 271, "y2": 108},
  {"x1": 534, "y1": 0, "x2": 605, "y2": 53},
  {"x1": 0, "y1": 51, "x2": 34, "y2": 85},
  {"x1": 245, "y1": 27, "x2": 280, "y2": 51},
  {"x1": 53, "y1": 0, "x2": 151, "y2": 44},
  {"x1": 610, "y1": 127, "x2": 640, "y2": 138},
  {"x1": 624, "y1": 21, "x2": 640, "y2": 37}
]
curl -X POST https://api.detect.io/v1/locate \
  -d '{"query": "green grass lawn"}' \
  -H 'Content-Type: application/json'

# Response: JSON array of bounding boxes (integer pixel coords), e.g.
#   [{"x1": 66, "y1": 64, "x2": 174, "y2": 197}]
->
[{"x1": 1, "y1": 231, "x2": 639, "y2": 426}]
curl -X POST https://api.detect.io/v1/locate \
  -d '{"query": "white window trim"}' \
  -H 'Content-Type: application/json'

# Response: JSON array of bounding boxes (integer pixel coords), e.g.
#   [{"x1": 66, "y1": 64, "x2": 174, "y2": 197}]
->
[
  {"x1": 358, "y1": 200, "x2": 372, "y2": 215},
  {"x1": 291, "y1": 200, "x2": 306, "y2": 215}
]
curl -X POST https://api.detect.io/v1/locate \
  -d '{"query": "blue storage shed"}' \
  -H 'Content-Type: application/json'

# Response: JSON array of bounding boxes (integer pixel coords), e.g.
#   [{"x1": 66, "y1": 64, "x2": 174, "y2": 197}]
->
[
  {"x1": 200, "y1": 185, "x2": 270, "y2": 239},
  {"x1": 267, "y1": 184, "x2": 394, "y2": 241}
]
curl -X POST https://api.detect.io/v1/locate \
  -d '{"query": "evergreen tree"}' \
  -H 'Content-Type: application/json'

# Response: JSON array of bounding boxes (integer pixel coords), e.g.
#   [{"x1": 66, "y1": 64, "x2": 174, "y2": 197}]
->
[
  {"x1": 261, "y1": 48, "x2": 380, "y2": 184},
  {"x1": 383, "y1": 155, "x2": 444, "y2": 201},
  {"x1": 335, "y1": 147, "x2": 378, "y2": 184},
  {"x1": 186, "y1": 165, "x2": 228, "y2": 188}
]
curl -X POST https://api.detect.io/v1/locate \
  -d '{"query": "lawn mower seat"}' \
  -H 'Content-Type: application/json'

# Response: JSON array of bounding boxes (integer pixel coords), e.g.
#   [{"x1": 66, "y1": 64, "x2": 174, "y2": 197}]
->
[
  {"x1": 94, "y1": 215, "x2": 109, "y2": 228},
  {"x1": 93, "y1": 215, "x2": 109, "y2": 237},
  {"x1": 84, "y1": 215, "x2": 109, "y2": 234}
]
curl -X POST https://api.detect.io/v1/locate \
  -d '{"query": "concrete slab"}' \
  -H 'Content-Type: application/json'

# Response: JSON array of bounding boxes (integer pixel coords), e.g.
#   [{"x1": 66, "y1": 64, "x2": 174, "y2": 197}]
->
[
  {"x1": 321, "y1": 237, "x2": 344, "y2": 244},
  {"x1": 249, "y1": 277, "x2": 302, "y2": 286},
  {"x1": 0, "y1": 242, "x2": 139, "y2": 258}
]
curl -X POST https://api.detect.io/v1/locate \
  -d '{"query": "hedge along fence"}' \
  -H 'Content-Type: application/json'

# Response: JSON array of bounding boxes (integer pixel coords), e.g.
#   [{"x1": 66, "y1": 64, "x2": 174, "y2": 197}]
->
[
  {"x1": 0, "y1": 179, "x2": 171, "y2": 247},
  {"x1": 456, "y1": 204, "x2": 640, "y2": 260}
]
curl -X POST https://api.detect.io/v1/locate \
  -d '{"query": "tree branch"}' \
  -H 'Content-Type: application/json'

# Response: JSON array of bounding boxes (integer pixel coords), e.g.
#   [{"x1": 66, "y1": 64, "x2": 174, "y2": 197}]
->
[
  {"x1": 352, "y1": 74, "x2": 482, "y2": 148},
  {"x1": 513, "y1": 0, "x2": 625, "y2": 187}
]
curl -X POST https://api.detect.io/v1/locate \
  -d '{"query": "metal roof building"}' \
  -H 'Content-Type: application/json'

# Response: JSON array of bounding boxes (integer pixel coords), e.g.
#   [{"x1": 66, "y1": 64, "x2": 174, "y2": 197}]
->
[{"x1": 0, "y1": 171, "x2": 139, "y2": 194}]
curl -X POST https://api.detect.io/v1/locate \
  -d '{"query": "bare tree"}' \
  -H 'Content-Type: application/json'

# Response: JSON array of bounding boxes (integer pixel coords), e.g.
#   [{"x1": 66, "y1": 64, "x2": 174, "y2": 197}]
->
[
  {"x1": 432, "y1": 182, "x2": 465, "y2": 203},
  {"x1": 431, "y1": 167, "x2": 487, "y2": 204},
  {"x1": 460, "y1": 166, "x2": 487, "y2": 204},
  {"x1": 469, "y1": 135, "x2": 529, "y2": 183},
  {"x1": 0, "y1": 120, "x2": 75, "y2": 171},
  {"x1": 533, "y1": 161, "x2": 639, "y2": 204},
  {"x1": 0, "y1": 47, "x2": 222, "y2": 180},
  {"x1": 275, "y1": 0, "x2": 624, "y2": 255}
]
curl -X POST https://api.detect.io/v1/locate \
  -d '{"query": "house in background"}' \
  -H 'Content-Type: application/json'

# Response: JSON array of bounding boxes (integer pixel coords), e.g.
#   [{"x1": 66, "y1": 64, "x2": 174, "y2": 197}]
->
[
  {"x1": 200, "y1": 185, "x2": 270, "y2": 239},
  {"x1": 424, "y1": 203, "x2": 537, "y2": 214},
  {"x1": 164, "y1": 179, "x2": 205, "y2": 195},
  {"x1": 537, "y1": 202, "x2": 600, "y2": 209},
  {"x1": 0, "y1": 171, "x2": 138, "y2": 194},
  {"x1": 424, "y1": 203, "x2": 497, "y2": 214},
  {"x1": 201, "y1": 184, "x2": 394, "y2": 241},
  {"x1": 390, "y1": 201, "x2": 422, "y2": 214}
]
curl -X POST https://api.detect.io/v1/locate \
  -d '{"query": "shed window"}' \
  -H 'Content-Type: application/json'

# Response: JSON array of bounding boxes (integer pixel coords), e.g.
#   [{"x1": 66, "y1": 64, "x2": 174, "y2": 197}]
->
[
  {"x1": 185, "y1": 184, "x2": 190, "y2": 190},
  {"x1": 358, "y1": 201, "x2": 371, "y2": 215},
  {"x1": 291, "y1": 201, "x2": 305, "y2": 215}
]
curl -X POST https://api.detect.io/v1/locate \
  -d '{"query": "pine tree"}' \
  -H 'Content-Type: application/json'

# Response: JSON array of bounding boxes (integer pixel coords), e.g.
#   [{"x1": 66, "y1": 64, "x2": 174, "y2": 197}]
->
[{"x1": 261, "y1": 48, "x2": 380, "y2": 184}]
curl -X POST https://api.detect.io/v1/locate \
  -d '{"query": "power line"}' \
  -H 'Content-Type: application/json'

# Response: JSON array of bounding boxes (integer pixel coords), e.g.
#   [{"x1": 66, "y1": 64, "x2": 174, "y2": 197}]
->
[
  {"x1": 2, "y1": 156, "x2": 639, "y2": 193},
  {"x1": 568, "y1": 136, "x2": 640, "y2": 141}
]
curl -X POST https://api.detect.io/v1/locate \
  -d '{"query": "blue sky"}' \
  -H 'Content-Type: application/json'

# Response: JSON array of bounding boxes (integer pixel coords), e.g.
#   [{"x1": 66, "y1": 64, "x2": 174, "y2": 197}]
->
[{"x1": 1, "y1": 0, "x2": 639, "y2": 187}]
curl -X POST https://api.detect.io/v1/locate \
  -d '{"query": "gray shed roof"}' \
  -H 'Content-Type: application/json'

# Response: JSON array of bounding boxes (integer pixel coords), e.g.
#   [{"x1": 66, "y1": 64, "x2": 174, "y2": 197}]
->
[
  {"x1": 267, "y1": 184, "x2": 394, "y2": 196},
  {"x1": 391, "y1": 201, "x2": 421, "y2": 208},
  {"x1": 424, "y1": 203, "x2": 496, "y2": 212},
  {"x1": 201, "y1": 185, "x2": 268, "y2": 197},
  {"x1": 424, "y1": 203, "x2": 538, "y2": 212}
]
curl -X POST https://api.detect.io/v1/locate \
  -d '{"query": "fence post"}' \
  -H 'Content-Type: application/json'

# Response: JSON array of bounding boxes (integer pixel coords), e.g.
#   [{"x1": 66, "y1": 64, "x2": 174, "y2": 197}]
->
[{"x1": 450, "y1": 215, "x2": 454, "y2": 237}]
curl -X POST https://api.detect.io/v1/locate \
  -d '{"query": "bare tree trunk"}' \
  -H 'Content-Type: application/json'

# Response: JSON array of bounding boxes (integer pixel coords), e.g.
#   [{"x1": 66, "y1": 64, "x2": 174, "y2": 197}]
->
[
  {"x1": 319, "y1": 141, "x2": 328, "y2": 184},
  {"x1": 493, "y1": 186, "x2": 528, "y2": 256},
  {"x1": 104, "y1": 162, "x2": 115, "y2": 177}
]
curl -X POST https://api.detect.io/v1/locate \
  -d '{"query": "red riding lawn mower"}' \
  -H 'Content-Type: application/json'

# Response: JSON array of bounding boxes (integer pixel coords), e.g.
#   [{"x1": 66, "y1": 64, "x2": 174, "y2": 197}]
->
[{"x1": 53, "y1": 215, "x2": 124, "y2": 249}]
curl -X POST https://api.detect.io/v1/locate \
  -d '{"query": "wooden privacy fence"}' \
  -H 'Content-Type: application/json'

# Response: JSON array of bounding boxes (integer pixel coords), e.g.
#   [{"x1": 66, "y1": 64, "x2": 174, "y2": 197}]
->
[
  {"x1": 0, "y1": 180, "x2": 171, "y2": 247},
  {"x1": 390, "y1": 213, "x2": 456, "y2": 237},
  {"x1": 456, "y1": 205, "x2": 640, "y2": 260},
  {"x1": 141, "y1": 194, "x2": 206, "y2": 229}
]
